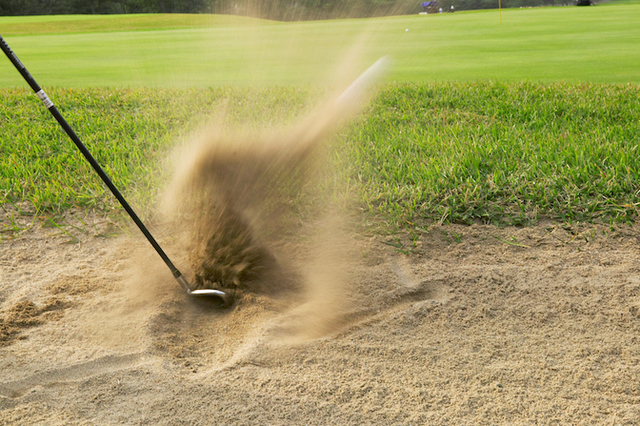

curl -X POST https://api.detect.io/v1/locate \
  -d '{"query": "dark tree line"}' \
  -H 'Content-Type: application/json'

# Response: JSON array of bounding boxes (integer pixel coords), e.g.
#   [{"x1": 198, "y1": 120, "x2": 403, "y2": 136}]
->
[
  {"x1": 0, "y1": 0, "x2": 211, "y2": 15},
  {"x1": 217, "y1": 0, "x2": 423, "y2": 20},
  {"x1": 442, "y1": 0, "x2": 573, "y2": 11},
  {"x1": 0, "y1": 0, "x2": 575, "y2": 18}
]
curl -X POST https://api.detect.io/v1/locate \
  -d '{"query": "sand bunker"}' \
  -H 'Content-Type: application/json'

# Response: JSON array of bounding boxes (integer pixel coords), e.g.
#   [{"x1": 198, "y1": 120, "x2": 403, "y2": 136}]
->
[{"x1": 2, "y1": 220, "x2": 640, "y2": 424}]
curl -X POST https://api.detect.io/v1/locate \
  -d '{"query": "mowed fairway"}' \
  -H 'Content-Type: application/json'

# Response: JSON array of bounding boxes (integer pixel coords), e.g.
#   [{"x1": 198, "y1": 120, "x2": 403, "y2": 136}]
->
[{"x1": 1, "y1": 4, "x2": 640, "y2": 88}]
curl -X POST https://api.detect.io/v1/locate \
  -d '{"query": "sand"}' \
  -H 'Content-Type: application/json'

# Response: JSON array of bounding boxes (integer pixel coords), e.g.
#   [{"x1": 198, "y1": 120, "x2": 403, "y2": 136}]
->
[{"x1": 1, "y1": 212, "x2": 640, "y2": 425}]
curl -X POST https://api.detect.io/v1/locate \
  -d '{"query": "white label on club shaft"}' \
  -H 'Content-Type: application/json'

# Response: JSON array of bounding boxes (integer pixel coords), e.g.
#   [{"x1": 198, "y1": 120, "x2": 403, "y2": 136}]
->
[{"x1": 36, "y1": 89, "x2": 54, "y2": 109}]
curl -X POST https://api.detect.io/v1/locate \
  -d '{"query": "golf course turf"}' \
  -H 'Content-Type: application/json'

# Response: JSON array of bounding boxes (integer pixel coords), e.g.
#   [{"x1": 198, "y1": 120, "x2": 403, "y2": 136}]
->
[{"x1": 1, "y1": 4, "x2": 639, "y2": 228}]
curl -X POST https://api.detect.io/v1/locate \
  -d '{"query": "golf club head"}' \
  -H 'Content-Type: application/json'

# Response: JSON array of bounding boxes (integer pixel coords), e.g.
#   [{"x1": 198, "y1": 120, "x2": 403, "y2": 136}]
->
[
  {"x1": 176, "y1": 274, "x2": 233, "y2": 308},
  {"x1": 187, "y1": 288, "x2": 233, "y2": 308}
]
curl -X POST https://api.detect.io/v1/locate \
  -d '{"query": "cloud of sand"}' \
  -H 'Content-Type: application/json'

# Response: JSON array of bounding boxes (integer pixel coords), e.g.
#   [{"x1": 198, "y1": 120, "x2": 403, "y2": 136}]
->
[{"x1": 158, "y1": 56, "x2": 388, "y2": 338}]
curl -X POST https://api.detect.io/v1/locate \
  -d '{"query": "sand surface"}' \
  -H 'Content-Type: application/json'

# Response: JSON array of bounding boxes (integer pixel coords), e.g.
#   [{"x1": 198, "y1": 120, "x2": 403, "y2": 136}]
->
[{"x1": 2, "y1": 210, "x2": 640, "y2": 425}]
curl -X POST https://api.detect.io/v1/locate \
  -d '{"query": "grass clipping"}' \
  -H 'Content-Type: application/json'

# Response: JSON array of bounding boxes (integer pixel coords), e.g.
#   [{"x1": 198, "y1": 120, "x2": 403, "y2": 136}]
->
[{"x1": 162, "y1": 58, "x2": 387, "y2": 303}]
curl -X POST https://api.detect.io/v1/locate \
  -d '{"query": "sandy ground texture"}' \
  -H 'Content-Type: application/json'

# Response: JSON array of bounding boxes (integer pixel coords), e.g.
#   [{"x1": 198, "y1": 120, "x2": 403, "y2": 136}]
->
[{"x1": 1, "y1": 209, "x2": 640, "y2": 425}]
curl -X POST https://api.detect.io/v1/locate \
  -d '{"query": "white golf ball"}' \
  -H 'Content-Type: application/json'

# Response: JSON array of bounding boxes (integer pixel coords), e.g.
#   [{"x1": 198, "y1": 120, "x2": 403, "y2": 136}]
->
[{"x1": 406, "y1": 29, "x2": 409, "y2": 32}]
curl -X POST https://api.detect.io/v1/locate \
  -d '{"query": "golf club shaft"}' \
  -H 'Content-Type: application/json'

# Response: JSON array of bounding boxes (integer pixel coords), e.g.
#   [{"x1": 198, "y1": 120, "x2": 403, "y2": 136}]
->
[{"x1": 0, "y1": 35, "x2": 186, "y2": 284}]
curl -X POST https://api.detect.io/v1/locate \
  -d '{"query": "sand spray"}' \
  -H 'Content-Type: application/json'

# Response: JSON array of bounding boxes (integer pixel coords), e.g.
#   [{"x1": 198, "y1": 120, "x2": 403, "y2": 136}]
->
[{"x1": 157, "y1": 55, "x2": 387, "y2": 339}]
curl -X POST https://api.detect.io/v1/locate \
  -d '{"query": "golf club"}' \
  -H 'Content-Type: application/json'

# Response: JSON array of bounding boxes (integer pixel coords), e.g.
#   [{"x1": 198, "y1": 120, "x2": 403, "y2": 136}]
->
[{"x1": 0, "y1": 35, "x2": 232, "y2": 308}]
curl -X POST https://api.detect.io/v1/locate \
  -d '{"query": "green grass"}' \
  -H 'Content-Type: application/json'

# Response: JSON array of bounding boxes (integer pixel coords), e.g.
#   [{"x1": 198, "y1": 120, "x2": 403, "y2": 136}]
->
[
  {"x1": 0, "y1": 86, "x2": 312, "y2": 218},
  {"x1": 0, "y1": 13, "x2": 269, "y2": 36},
  {"x1": 342, "y1": 81, "x2": 640, "y2": 226},
  {"x1": 1, "y1": 5, "x2": 640, "y2": 88},
  {"x1": 1, "y1": 82, "x2": 639, "y2": 229},
  {"x1": 1, "y1": 7, "x2": 640, "y2": 232}
]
